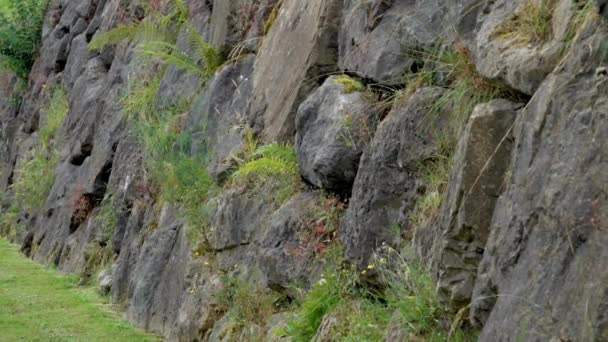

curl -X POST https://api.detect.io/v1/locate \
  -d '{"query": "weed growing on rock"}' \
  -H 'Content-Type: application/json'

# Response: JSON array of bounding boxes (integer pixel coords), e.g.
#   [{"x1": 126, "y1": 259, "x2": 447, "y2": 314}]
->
[
  {"x1": 94, "y1": 194, "x2": 117, "y2": 243},
  {"x1": 402, "y1": 42, "x2": 512, "y2": 226},
  {"x1": 12, "y1": 149, "x2": 58, "y2": 213},
  {"x1": 89, "y1": 0, "x2": 223, "y2": 83},
  {"x1": 334, "y1": 75, "x2": 365, "y2": 93},
  {"x1": 282, "y1": 247, "x2": 475, "y2": 341},
  {"x1": 216, "y1": 275, "x2": 285, "y2": 329},
  {"x1": 9, "y1": 86, "x2": 67, "y2": 223},
  {"x1": 230, "y1": 143, "x2": 300, "y2": 205},
  {"x1": 492, "y1": 0, "x2": 556, "y2": 46},
  {"x1": 0, "y1": 0, "x2": 48, "y2": 77},
  {"x1": 40, "y1": 87, "x2": 69, "y2": 148}
]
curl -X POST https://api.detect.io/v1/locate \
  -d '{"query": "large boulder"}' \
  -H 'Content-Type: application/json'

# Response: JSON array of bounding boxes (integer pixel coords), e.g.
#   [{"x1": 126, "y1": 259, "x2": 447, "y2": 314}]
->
[
  {"x1": 295, "y1": 76, "x2": 376, "y2": 191},
  {"x1": 470, "y1": 20, "x2": 608, "y2": 340},
  {"x1": 431, "y1": 100, "x2": 521, "y2": 311},
  {"x1": 340, "y1": 87, "x2": 448, "y2": 267},
  {"x1": 248, "y1": 0, "x2": 343, "y2": 141},
  {"x1": 462, "y1": 0, "x2": 576, "y2": 95},
  {"x1": 339, "y1": 0, "x2": 447, "y2": 84}
]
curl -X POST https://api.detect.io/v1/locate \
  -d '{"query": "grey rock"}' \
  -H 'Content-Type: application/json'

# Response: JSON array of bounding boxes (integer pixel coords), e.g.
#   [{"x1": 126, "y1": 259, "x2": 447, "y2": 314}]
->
[
  {"x1": 257, "y1": 191, "x2": 326, "y2": 292},
  {"x1": 295, "y1": 76, "x2": 376, "y2": 191},
  {"x1": 339, "y1": 0, "x2": 447, "y2": 84},
  {"x1": 185, "y1": 55, "x2": 256, "y2": 180},
  {"x1": 98, "y1": 268, "x2": 113, "y2": 296},
  {"x1": 466, "y1": 0, "x2": 574, "y2": 95},
  {"x1": 248, "y1": 0, "x2": 343, "y2": 141},
  {"x1": 432, "y1": 99, "x2": 521, "y2": 311},
  {"x1": 471, "y1": 23, "x2": 608, "y2": 341},
  {"x1": 340, "y1": 87, "x2": 448, "y2": 267}
]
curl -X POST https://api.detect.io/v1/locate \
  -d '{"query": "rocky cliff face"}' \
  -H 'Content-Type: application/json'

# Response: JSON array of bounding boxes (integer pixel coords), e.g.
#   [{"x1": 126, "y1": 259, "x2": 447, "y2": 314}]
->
[{"x1": 1, "y1": 0, "x2": 607, "y2": 341}]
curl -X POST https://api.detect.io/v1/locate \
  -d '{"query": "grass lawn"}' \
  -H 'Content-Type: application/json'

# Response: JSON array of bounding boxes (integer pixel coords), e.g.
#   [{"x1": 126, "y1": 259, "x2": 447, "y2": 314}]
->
[{"x1": 0, "y1": 240, "x2": 157, "y2": 342}]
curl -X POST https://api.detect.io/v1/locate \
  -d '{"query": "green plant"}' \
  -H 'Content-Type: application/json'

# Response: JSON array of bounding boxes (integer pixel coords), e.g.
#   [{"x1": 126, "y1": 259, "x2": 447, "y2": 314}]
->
[
  {"x1": 89, "y1": 1, "x2": 223, "y2": 82},
  {"x1": 282, "y1": 247, "x2": 361, "y2": 341},
  {"x1": 230, "y1": 143, "x2": 300, "y2": 204},
  {"x1": 39, "y1": 87, "x2": 69, "y2": 148},
  {"x1": 12, "y1": 149, "x2": 58, "y2": 213},
  {"x1": 0, "y1": 0, "x2": 47, "y2": 77},
  {"x1": 94, "y1": 195, "x2": 117, "y2": 243},
  {"x1": 376, "y1": 247, "x2": 475, "y2": 341},
  {"x1": 0, "y1": 204, "x2": 24, "y2": 240},
  {"x1": 216, "y1": 275, "x2": 284, "y2": 328},
  {"x1": 334, "y1": 75, "x2": 365, "y2": 94},
  {"x1": 88, "y1": 0, "x2": 187, "y2": 50},
  {"x1": 492, "y1": 0, "x2": 556, "y2": 46}
]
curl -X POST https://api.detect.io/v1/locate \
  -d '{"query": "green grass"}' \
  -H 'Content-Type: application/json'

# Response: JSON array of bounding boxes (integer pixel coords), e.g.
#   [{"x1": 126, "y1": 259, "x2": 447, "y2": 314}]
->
[{"x1": 0, "y1": 240, "x2": 157, "y2": 341}]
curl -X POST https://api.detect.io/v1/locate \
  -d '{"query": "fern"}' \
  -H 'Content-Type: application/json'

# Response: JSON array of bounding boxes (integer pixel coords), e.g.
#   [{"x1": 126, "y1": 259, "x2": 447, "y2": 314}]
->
[{"x1": 231, "y1": 143, "x2": 300, "y2": 204}]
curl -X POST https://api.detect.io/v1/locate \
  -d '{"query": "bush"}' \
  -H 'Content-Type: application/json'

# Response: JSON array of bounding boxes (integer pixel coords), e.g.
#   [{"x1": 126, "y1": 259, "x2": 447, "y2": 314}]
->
[{"x1": 0, "y1": 0, "x2": 47, "y2": 77}]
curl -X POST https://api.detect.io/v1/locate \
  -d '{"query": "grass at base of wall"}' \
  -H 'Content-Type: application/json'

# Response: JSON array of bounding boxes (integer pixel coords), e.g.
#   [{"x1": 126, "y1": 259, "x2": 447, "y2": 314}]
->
[{"x1": 0, "y1": 240, "x2": 157, "y2": 341}]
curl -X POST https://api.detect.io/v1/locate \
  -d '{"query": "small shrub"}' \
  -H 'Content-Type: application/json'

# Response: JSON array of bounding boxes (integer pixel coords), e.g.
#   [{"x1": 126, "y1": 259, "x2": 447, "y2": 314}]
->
[
  {"x1": 334, "y1": 75, "x2": 365, "y2": 94},
  {"x1": 0, "y1": 0, "x2": 48, "y2": 77},
  {"x1": 492, "y1": 0, "x2": 556, "y2": 46}
]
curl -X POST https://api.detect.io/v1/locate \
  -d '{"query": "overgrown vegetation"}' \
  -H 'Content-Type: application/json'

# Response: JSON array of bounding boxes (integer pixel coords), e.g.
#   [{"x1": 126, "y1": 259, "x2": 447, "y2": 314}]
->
[
  {"x1": 281, "y1": 247, "x2": 474, "y2": 341},
  {"x1": 492, "y1": 0, "x2": 556, "y2": 46},
  {"x1": 0, "y1": 0, "x2": 47, "y2": 77}
]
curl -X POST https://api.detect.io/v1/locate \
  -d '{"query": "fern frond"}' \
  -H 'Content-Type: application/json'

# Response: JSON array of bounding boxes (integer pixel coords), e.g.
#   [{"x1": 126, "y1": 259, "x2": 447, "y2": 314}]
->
[
  {"x1": 88, "y1": 23, "x2": 139, "y2": 50},
  {"x1": 136, "y1": 40, "x2": 204, "y2": 77},
  {"x1": 254, "y1": 143, "x2": 298, "y2": 165},
  {"x1": 183, "y1": 21, "x2": 224, "y2": 78}
]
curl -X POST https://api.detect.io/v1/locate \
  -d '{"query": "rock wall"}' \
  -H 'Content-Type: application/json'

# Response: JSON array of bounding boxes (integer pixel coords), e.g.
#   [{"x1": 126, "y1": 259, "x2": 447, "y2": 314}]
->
[{"x1": 1, "y1": 0, "x2": 607, "y2": 341}]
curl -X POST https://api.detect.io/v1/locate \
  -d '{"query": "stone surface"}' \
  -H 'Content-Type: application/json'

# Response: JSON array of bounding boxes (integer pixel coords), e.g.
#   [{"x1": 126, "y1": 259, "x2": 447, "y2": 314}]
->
[
  {"x1": 248, "y1": 0, "x2": 343, "y2": 141},
  {"x1": 295, "y1": 76, "x2": 376, "y2": 191},
  {"x1": 470, "y1": 21, "x2": 608, "y2": 341},
  {"x1": 97, "y1": 268, "x2": 113, "y2": 296},
  {"x1": 339, "y1": 0, "x2": 447, "y2": 84},
  {"x1": 340, "y1": 87, "x2": 448, "y2": 267},
  {"x1": 432, "y1": 100, "x2": 521, "y2": 311},
  {"x1": 464, "y1": 0, "x2": 574, "y2": 95},
  {"x1": 185, "y1": 55, "x2": 255, "y2": 180}
]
